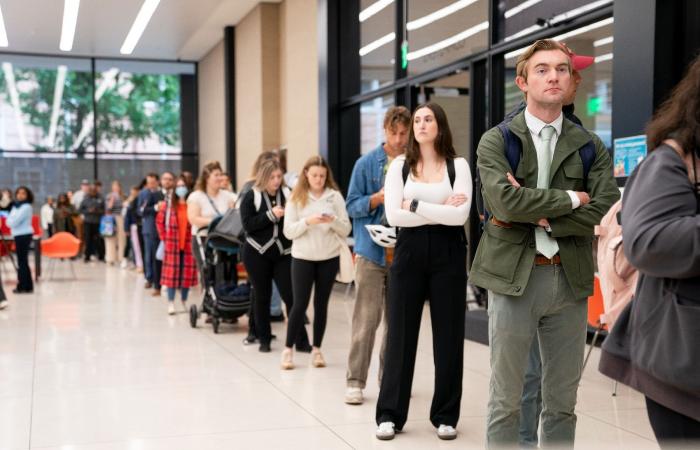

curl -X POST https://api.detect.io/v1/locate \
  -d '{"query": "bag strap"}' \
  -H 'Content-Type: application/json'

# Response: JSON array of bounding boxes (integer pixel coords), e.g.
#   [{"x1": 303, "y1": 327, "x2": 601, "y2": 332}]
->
[
  {"x1": 401, "y1": 158, "x2": 457, "y2": 188},
  {"x1": 205, "y1": 194, "x2": 222, "y2": 216}
]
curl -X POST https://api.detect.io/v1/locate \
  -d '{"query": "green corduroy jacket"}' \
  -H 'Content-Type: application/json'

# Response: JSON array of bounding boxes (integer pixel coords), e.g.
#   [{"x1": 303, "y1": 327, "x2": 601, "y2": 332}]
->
[{"x1": 470, "y1": 110, "x2": 620, "y2": 299}]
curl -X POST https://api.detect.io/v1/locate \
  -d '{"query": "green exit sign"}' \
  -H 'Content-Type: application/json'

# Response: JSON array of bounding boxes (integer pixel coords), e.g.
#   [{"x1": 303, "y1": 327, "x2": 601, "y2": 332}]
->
[
  {"x1": 401, "y1": 41, "x2": 408, "y2": 70},
  {"x1": 587, "y1": 96, "x2": 602, "y2": 116}
]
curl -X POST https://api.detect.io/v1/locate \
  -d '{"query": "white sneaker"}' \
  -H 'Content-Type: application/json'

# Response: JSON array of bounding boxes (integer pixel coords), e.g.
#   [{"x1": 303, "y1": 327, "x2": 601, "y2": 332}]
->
[
  {"x1": 180, "y1": 300, "x2": 188, "y2": 312},
  {"x1": 437, "y1": 424, "x2": 457, "y2": 440},
  {"x1": 0, "y1": 300, "x2": 7, "y2": 310},
  {"x1": 167, "y1": 303, "x2": 175, "y2": 315},
  {"x1": 120, "y1": 259, "x2": 128, "y2": 269},
  {"x1": 344, "y1": 387, "x2": 363, "y2": 405},
  {"x1": 376, "y1": 421, "x2": 396, "y2": 440}
]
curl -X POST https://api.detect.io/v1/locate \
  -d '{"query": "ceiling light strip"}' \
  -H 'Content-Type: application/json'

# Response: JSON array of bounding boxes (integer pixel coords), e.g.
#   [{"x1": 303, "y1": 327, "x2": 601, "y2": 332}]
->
[
  {"x1": 359, "y1": 0, "x2": 394, "y2": 23},
  {"x1": 594, "y1": 36, "x2": 613, "y2": 47},
  {"x1": 406, "y1": 0, "x2": 478, "y2": 31},
  {"x1": 504, "y1": 0, "x2": 543, "y2": 19},
  {"x1": 407, "y1": 21, "x2": 488, "y2": 61},
  {"x1": 120, "y1": 0, "x2": 161, "y2": 55},
  {"x1": 595, "y1": 52, "x2": 613, "y2": 63},
  {"x1": 2, "y1": 63, "x2": 29, "y2": 148},
  {"x1": 552, "y1": 17, "x2": 614, "y2": 41},
  {"x1": 504, "y1": 18, "x2": 614, "y2": 61},
  {"x1": 359, "y1": 32, "x2": 396, "y2": 56},
  {"x1": 47, "y1": 66, "x2": 68, "y2": 148},
  {"x1": 504, "y1": 0, "x2": 612, "y2": 42},
  {"x1": 59, "y1": 0, "x2": 80, "y2": 51},
  {"x1": 0, "y1": 5, "x2": 8, "y2": 47}
]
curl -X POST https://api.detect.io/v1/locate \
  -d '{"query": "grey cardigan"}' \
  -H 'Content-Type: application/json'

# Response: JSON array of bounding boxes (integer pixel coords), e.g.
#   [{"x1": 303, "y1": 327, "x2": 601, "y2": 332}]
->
[{"x1": 599, "y1": 145, "x2": 700, "y2": 421}]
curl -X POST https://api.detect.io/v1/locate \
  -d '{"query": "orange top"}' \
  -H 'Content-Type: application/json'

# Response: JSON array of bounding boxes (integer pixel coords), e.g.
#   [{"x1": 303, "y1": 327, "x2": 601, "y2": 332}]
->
[{"x1": 177, "y1": 202, "x2": 188, "y2": 251}]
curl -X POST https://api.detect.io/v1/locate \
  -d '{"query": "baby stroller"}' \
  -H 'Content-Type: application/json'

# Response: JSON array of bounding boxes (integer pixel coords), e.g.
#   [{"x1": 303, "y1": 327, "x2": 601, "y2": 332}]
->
[{"x1": 189, "y1": 213, "x2": 251, "y2": 333}]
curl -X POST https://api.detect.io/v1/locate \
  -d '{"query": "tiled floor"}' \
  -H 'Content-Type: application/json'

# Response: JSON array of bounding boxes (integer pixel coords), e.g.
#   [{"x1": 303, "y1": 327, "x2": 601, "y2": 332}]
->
[{"x1": 0, "y1": 262, "x2": 659, "y2": 449}]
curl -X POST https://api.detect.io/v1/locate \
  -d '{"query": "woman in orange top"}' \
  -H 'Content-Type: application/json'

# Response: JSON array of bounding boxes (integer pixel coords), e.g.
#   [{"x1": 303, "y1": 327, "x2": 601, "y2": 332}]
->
[{"x1": 156, "y1": 174, "x2": 198, "y2": 315}]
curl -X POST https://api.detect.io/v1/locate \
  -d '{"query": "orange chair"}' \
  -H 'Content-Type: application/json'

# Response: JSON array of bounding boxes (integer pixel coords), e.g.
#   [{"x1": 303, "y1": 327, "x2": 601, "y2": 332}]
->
[
  {"x1": 41, "y1": 232, "x2": 81, "y2": 280},
  {"x1": 583, "y1": 275, "x2": 606, "y2": 371}
]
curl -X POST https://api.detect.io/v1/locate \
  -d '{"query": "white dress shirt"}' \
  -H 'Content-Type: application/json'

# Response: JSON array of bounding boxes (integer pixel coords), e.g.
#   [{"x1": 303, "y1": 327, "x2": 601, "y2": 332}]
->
[{"x1": 523, "y1": 108, "x2": 581, "y2": 210}]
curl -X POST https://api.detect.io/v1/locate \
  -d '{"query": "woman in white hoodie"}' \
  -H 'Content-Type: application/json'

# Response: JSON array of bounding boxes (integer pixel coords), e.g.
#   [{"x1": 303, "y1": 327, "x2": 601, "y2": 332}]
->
[{"x1": 281, "y1": 156, "x2": 351, "y2": 369}]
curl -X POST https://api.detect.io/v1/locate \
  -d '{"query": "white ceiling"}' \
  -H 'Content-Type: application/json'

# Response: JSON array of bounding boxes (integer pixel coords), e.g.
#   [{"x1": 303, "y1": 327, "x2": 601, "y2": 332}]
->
[{"x1": 0, "y1": 0, "x2": 277, "y2": 61}]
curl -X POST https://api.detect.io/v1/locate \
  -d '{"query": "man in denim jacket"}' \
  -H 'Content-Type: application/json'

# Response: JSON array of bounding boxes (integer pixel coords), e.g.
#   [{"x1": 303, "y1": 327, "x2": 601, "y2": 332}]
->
[{"x1": 344, "y1": 106, "x2": 410, "y2": 405}]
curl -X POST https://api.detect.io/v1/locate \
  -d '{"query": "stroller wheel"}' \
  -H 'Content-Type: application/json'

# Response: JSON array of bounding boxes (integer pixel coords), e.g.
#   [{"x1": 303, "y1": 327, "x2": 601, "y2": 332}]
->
[
  {"x1": 212, "y1": 317, "x2": 220, "y2": 334},
  {"x1": 189, "y1": 305, "x2": 198, "y2": 328}
]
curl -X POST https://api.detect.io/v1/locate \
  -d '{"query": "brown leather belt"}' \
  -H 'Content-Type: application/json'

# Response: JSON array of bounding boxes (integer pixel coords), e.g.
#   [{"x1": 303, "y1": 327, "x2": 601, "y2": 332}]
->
[{"x1": 534, "y1": 254, "x2": 561, "y2": 265}]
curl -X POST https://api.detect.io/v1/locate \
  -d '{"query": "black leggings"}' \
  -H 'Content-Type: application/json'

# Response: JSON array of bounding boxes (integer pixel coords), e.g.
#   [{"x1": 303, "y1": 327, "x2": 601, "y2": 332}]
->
[
  {"x1": 14, "y1": 234, "x2": 33, "y2": 291},
  {"x1": 242, "y1": 244, "x2": 309, "y2": 347},
  {"x1": 286, "y1": 257, "x2": 339, "y2": 348},
  {"x1": 376, "y1": 225, "x2": 467, "y2": 430},
  {"x1": 646, "y1": 396, "x2": 700, "y2": 448}
]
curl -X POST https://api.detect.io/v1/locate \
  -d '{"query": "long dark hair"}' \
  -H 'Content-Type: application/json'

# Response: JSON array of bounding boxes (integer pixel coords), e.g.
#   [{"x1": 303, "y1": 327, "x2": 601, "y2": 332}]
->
[
  {"x1": 405, "y1": 102, "x2": 456, "y2": 176},
  {"x1": 646, "y1": 53, "x2": 700, "y2": 155},
  {"x1": 15, "y1": 186, "x2": 34, "y2": 204}
]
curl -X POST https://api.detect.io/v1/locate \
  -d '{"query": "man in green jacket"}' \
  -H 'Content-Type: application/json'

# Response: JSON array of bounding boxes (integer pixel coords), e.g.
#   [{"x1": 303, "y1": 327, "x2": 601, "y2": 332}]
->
[{"x1": 470, "y1": 39, "x2": 619, "y2": 448}]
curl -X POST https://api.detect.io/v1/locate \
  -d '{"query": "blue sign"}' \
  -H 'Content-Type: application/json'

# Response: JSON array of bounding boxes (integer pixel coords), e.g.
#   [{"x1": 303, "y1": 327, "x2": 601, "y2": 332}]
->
[{"x1": 614, "y1": 135, "x2": 647, "y2": 177}]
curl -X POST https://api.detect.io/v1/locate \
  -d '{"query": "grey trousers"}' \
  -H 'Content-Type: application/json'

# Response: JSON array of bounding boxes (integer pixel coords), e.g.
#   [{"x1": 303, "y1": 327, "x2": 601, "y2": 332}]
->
[
  {"x1": 346, "y1": 256, "x2": 388, "y2": 389},
  {"x1": 519, "y1": 334, "x2": 543, "y2": 448},
  {"x1": 487, "y1": 264, "x2": 587, "y2": 449}
]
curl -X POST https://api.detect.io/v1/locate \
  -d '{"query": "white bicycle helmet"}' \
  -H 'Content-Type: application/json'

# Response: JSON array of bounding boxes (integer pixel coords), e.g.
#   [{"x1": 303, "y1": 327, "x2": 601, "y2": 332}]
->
[{"x1": 365, "y1": 224, "x2": 397, "y2": 248}]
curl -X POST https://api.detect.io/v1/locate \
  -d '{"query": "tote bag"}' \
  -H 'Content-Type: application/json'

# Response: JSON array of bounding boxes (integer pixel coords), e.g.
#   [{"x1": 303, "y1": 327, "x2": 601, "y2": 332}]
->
[{"x1": 335, "y1": 234, "x2": 354, "y2": 284}]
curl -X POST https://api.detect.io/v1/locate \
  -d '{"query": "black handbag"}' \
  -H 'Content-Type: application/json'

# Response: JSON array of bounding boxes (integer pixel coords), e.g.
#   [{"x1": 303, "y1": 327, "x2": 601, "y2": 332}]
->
[{"x1": 207, "y1": 208, "x2": 245, "y2": 247}]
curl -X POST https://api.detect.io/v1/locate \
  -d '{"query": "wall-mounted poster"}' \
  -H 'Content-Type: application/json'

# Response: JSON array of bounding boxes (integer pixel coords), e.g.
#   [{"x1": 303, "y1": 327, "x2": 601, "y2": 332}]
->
[{"x1": 614, "y1": 135, "x2": 647, "y2": 177}]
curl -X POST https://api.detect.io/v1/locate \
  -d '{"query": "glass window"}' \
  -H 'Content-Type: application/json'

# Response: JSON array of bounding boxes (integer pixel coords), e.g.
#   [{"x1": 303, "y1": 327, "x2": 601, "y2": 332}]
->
[
  {"x1": 360, "y1": 94, "x2": 395, "y2": 154},
  {"x1": 421, "y1": 70, "x2": 471, "y2": 160},
  {"x1": 407, "y1": 0, "x2": 488, "y2": 76},
  {"x1": 0, "y1": 54, "x2": 94, "y2": 154},
  {"x1": 95, "y1": 60, "x2": 192, "y2": 156},
  {"x1": 500, "y1": 0, "x2": 613, "y2": 43},
  {"x1": 503, "y1": 17, "x2": 614, "y2": 147},
  {"x1": 360, "y1": 0, "x2": 396, "y2": 93}
]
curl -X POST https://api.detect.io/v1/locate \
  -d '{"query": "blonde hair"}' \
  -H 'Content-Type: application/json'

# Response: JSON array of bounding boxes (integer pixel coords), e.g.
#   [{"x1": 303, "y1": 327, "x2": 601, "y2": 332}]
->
[
  {"x1": 254, "y1": 159, "x2": 283, "y2": 190},
  {"x1": 290, "y1": 156, "x2": 339, "y2": 208},
  {"x1": 515, "y1": 39, "x2": 571, "y2": 81},
  {"x1": 248, "y1": 151, "x2": 279, "y2": 180}
]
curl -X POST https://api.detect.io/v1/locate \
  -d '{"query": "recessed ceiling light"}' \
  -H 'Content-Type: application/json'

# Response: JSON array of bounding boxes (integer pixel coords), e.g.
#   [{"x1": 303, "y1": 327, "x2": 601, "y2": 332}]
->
[
  {"x1": 60, "y1": 0, "x2": 80, "y2": 51},
  {"x1": 120, "y1": 0, "x2": 161, "y2": 55}
]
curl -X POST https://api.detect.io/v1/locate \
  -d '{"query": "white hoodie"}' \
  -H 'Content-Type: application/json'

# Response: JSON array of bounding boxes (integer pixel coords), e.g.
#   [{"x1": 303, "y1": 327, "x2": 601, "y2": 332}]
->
[{"x1": 283, "y1": 188, "x2": 351, "y2": 261}]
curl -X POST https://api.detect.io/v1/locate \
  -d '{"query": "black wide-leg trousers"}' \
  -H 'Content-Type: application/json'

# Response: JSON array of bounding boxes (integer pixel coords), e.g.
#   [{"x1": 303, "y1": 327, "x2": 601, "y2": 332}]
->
[{"x1": 376, "y1": 225, "x2": 467, "y2": 430}]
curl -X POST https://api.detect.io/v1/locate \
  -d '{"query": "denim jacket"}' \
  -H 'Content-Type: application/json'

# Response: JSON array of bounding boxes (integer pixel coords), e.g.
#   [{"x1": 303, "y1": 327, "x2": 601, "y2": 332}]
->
[{"x1": 346, "y1": 144, "x2": 388, "y2": 267}]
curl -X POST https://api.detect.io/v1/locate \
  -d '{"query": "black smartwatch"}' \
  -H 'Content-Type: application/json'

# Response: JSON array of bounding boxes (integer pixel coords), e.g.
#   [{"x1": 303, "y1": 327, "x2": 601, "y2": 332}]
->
[{"x1": 409, "y1": 199, "x2": 419, "y2": 213}]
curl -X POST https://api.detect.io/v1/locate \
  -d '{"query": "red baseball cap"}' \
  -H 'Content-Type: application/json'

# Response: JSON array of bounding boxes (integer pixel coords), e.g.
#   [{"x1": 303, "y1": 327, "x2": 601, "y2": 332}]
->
[{"x1": 570, "y1": 52, "x2": 595, "y2": 71}]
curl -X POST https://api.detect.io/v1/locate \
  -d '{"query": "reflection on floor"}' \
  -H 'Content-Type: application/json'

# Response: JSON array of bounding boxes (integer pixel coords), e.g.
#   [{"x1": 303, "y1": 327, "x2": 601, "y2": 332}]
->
[{"x1": 0, "y1": 262, "x2": 658, "y2": 449}]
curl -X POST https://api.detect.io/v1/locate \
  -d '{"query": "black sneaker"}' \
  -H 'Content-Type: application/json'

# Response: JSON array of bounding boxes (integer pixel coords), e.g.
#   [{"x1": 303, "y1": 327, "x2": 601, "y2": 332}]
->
[
  {"x1": 270, "y1": 314, "x2": 285, "y2": 322},
  {"x1": 12, "y1": 288, "x2": 33, "y2": 294},
  {"x1": 259, "y1": 342, "x2": 271, "y2": 353}
]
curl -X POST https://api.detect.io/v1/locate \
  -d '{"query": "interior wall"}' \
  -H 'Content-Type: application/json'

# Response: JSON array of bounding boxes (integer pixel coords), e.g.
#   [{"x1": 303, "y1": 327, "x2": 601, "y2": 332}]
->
[
  {"x1": 197, "y1": 40, "x2": 226, "y2": 171},
  {"x1": 279, "y1": 0, "x2": 319, "y2": 175}
]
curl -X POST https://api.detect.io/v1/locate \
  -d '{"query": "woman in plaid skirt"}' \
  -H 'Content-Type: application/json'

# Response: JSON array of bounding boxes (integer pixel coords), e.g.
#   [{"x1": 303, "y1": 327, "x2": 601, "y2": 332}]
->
[{"x1": 157, "y1": 174, "x2": 198, "y2": 315}]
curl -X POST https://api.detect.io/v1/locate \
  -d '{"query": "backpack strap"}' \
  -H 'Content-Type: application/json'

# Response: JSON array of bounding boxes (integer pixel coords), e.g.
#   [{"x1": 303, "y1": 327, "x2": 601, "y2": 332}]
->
[
  {"x1": 401, "y1": 157, "x2": 457, "y2": 188},
  {"x1": 497, "y1": 122, "x2": 522, "y2": 174}
]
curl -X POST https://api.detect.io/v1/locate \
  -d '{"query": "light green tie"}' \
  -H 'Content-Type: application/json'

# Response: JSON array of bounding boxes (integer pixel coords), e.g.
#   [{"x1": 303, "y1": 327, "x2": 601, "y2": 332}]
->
[{"x1": 535, "y1": 125, "x2": 559, "y2": 258}]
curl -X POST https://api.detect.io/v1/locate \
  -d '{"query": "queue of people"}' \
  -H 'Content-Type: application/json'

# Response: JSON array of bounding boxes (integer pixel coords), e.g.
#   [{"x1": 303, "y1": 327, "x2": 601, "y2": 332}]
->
[{"x1": 0, "y1": 37, "x2": 696, "y2": 450}]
